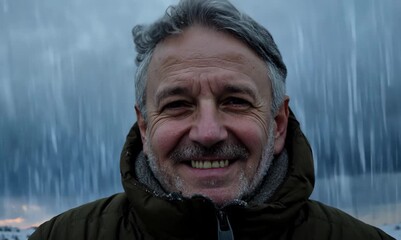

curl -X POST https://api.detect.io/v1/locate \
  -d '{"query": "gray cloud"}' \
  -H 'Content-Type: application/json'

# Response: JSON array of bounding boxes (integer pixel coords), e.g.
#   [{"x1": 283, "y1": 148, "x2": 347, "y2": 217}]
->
[{"x1": 1, "y1": 0, "x2": 400, "y2": 225}]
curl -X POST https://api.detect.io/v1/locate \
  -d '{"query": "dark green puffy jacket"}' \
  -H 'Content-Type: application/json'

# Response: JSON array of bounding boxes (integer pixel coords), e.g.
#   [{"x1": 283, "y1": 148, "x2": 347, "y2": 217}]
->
[{"x1": 29, "y1": 112, "x2": 395, "y2": 240}]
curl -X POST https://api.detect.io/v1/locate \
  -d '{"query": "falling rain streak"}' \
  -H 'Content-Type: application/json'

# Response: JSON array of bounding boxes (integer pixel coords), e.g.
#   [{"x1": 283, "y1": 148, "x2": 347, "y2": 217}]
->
[{"x1": 0, "y1": 0, "x2": 400, "y2": 227}]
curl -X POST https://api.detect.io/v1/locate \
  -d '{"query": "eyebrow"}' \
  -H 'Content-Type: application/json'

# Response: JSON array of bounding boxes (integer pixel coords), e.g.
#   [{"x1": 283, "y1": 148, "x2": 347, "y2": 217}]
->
[
  {"x1": 155, "y1": 86, "x2": 189, "y2": 107},
  {"x1": 155, "y1": 84, "x2": 258, "y2": 106},
  {"x1": 223, "y1": 84, "x2": 257, "y2": 101}
]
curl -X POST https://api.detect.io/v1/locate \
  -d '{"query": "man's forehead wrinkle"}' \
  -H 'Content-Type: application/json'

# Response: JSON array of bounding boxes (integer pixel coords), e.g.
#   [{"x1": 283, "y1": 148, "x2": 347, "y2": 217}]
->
[
  {"x1": 156, "y1": 68, "x2": 256, "y2": 90},
  {"x1": 156, "y1": 59, "x2": 262, "y2": 85},
  {"x1": 157, "y1": 53, "x2": 253, "y2": 71}
]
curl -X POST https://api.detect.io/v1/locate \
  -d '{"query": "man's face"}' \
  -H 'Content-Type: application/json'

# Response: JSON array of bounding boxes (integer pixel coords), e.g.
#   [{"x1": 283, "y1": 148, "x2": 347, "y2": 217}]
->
[{"x1": 137, "y1": 26, "x2": 286, "y2": 205}]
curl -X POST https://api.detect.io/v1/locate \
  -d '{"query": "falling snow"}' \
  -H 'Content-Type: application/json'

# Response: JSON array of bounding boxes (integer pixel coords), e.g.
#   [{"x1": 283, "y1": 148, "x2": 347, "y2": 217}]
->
[{"x1": 0, "y1": 0, "x2": 400, "y2": 235}]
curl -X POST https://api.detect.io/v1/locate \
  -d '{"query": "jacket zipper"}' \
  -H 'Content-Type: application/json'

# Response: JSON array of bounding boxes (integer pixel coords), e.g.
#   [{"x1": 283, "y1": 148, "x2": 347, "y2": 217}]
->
[{"x1": 217, "y1": 210, "x2": 234, "y2": 240}]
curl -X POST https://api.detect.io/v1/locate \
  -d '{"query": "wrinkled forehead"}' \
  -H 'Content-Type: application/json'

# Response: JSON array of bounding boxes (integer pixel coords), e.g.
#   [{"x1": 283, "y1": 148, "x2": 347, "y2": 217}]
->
[
  {"x1": 143, "y1": 26, "x2": 272, "y2": 107},
  {"x1": 148, "y1": 25, "x2": 269, "y2": 81}
]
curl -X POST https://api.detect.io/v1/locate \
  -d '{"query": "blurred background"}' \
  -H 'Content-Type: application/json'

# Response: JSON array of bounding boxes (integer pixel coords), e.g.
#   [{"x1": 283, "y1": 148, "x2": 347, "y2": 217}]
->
[{"x1": 1, "y1": 0, "x2": 400, "y2": 228}]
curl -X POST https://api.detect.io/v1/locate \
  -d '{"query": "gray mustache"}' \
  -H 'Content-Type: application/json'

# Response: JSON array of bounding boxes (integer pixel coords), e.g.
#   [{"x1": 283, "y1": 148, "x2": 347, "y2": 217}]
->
[{"x1": 170, "y1": 142, "x2": 249, "y2": 162}]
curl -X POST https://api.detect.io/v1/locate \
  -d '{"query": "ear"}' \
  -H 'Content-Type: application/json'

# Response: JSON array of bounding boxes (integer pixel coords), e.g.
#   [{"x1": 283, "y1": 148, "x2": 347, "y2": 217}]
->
[
  {"x1": 273, "y1": 96, "x2": 290, "y2": 155},
  {"x1": 135, "y1": 105, "x2": 148, "y2": 155}
]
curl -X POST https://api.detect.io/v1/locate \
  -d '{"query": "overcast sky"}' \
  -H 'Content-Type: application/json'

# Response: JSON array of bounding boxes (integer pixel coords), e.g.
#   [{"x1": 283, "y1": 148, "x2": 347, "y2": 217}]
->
[{"x1": 1, "y1": 0, "x2": 400, "y2": 228}]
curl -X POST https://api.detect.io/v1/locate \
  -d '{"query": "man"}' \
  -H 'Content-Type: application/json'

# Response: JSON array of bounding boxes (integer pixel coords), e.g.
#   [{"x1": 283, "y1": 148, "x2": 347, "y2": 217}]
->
[{"x1": 30, "y1": 0, "x2": 394, "y2": 239}]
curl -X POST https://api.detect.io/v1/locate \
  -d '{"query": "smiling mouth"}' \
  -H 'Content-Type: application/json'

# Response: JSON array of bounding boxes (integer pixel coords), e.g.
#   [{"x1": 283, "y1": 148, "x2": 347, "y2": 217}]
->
[{"x1": 191, "y1": 160, "x2": 230, "y2": 169}]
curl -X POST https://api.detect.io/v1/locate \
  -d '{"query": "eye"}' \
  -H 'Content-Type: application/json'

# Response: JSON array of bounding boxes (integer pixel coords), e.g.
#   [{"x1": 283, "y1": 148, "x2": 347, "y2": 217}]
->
[
  {"x1": 222, "y1": 97, "x2": 252, "y2": 112},
  {"x1": 161, "y1": 100, "x2": 192, "y2": 111},
  {"x1": 222, "y1": 97, "x2": 252, "y2": 109}
]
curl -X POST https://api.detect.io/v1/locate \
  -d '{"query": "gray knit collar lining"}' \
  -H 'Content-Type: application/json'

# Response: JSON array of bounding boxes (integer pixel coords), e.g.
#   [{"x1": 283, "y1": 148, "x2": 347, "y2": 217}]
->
[{"x1": 134, "y1": 149, "x2": 288, "y2": 205}]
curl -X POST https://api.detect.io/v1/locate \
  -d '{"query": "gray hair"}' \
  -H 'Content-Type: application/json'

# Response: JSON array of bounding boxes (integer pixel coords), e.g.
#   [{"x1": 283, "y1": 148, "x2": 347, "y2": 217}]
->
[{"x1": 133, "y1": 0, "x2": 287, "y2": 120}]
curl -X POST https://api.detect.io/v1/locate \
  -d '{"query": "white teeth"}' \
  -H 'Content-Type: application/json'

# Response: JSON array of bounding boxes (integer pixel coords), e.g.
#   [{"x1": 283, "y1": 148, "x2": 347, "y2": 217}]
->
[
  {"x1": 191, "y1": 160, "x2": 230, "y2": 169},
  {"x1": 203, "y1": 161, "x2": 212, "y2": 168},
  {"x1": 212, "y1": 161, "x2": 220, "y2": 168}
]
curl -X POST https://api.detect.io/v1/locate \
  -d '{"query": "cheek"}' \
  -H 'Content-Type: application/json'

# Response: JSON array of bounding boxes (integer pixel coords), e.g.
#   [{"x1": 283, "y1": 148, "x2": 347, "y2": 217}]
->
[
  {"x1": 227, "y1": 115, "x2": 270, "y2": 154},
  {"x1": 239, "y1": 128, "x2": 266, "y2": 154},
  {"x1": 148, "y1": 119, "x2": 190, "y2": 158}
]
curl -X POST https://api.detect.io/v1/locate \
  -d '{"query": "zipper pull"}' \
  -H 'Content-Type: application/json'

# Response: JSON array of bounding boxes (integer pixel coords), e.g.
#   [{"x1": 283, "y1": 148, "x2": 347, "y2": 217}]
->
[{"x1": 217, "y1": 210, "x2": 234, "y2": 240}]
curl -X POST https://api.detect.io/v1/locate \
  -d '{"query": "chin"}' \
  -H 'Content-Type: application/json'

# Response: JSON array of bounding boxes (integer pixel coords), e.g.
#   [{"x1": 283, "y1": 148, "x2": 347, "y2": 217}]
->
[{"x1": 187, "y1": 188, "x2": 242, "y2": 207}]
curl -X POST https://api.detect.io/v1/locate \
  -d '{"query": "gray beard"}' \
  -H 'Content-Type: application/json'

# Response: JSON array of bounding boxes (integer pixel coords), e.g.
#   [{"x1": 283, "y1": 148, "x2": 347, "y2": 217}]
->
[{"x1": 135, "y1": 123, "x2": 289, "y2": 205}]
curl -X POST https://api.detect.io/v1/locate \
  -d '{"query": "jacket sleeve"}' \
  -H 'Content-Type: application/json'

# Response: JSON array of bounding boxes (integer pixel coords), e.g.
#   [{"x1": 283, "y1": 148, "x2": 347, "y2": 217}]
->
[
  {"x1": 28, "y1": 194, "x2": 133, "y2": 240},
  {"x1": 29, "y1": 226, "x2": 45, "y2": 240},
  {"x1": 376, "y1": 227, "x2": 397, "y2": 240},
  {"x1": 300, "y1": 201, "x2": 397, "y2": 240},
  {"x1": 28, "y1": 217, "x2": 58, "y2": 240}
]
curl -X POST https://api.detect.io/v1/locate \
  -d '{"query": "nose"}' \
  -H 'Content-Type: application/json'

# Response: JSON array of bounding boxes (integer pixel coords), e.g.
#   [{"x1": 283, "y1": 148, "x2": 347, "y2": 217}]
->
[{"x1": 189, "y1": 101, "x2": 228, "y2": 148}]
